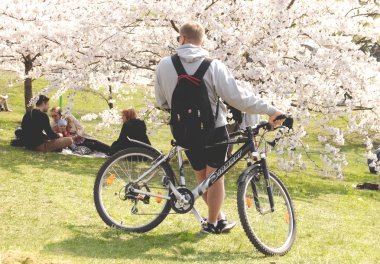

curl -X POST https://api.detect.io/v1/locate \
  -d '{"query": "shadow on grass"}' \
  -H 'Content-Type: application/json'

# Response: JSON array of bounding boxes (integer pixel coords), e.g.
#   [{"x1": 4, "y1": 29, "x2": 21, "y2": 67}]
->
[
  {"x1": 43, "y1": 224, "x2": 265, "y2": 262},
  {"x1": 0, "y1": 138, "x2": 105, "y2": 177}
]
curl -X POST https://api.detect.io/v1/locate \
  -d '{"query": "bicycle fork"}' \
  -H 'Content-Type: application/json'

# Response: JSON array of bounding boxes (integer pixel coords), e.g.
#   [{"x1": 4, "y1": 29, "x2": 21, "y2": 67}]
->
[
  {"x1": 250, "y1": 155, "x2": 275, "y2": 214},
  {"x1": 260, "y1": 153, "x2": 275, "y2": 212}
]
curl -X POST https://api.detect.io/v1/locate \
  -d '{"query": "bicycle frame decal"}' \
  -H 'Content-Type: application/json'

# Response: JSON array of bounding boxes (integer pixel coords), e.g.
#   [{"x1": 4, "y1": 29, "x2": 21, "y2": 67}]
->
[{"x1": 192, "y1": 141, "x2": 254, "y2": 199}]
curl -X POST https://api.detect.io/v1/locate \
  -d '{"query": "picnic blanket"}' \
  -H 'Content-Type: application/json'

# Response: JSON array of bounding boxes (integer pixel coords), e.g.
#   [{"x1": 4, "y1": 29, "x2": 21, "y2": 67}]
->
[{"x1": 61, "y1": 148, "x2": 108, "y2": 158}]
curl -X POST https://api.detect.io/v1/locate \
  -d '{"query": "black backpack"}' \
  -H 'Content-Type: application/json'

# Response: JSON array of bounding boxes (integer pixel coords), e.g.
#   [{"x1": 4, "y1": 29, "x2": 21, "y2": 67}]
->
[{"x1": 170, "y1": 54, "x2": 219, "y2": 149}]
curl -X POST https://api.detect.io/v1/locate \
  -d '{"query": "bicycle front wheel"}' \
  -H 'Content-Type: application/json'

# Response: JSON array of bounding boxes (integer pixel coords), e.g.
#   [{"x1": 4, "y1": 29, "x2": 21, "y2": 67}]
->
[
  {"x1": 94, "y1": 147, "x2": 175, "y2": 233},
  {"x1": 237, "y1": 167, "x2": 296, "y2": 255}
]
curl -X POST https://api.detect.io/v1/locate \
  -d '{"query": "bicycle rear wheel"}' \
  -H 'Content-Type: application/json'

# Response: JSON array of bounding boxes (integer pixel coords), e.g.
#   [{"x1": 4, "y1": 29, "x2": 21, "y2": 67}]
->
[
  {"x1": 237, "y1": 167, "x2": 296, "y2": 255},
  {"x1": 94, "y1": 147, "x2": 175, "y2": 232}
]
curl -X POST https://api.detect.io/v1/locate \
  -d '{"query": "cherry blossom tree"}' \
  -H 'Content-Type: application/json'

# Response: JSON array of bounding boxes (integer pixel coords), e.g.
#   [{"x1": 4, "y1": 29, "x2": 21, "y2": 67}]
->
[
  {"x1": 136, "y1": 0, "x2": 380, "y2": 178},
  {"x1": 1, "y1": 0, "x2": 379, "y2": 178},
  {"x1": 0, "y1": 0, "x2": 88, "y2": 111}
]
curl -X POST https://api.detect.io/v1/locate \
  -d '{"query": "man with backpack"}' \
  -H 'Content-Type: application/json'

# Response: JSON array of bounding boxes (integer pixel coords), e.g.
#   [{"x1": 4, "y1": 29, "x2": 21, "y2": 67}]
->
[{"x1": 155, "y1": 21, "x2": 285, "y2": 234}]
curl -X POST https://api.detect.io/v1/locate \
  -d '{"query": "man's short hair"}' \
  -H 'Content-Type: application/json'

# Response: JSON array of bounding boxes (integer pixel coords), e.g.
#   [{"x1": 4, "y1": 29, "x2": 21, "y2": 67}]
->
[
  {"x1": 180, "y1": 21, "x2": 205, "y2": 43},
  {"x1": 36, "y1": 95, "x2": 49, "y2": 106}
]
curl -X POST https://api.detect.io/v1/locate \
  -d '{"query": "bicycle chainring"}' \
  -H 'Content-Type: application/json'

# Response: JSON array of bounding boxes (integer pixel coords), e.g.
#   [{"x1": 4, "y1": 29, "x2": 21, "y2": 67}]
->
[{"x1": 170, "y1": 187, "x2": 194, "y2": 214}]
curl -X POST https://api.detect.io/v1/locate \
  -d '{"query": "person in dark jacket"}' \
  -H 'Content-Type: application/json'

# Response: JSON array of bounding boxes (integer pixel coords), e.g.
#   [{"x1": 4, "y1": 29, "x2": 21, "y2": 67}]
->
[
  {"x1": 21, "y1": 95, "x2": 73, "y2": 152},
  {"x1": 110, "y1": 108, "x2": 151, "y2": 155}
]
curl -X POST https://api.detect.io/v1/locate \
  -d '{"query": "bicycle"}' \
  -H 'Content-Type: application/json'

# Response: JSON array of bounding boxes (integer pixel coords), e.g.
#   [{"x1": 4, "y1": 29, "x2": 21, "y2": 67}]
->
[{"x1": 94, "y1": 115, "x2": 296, "y2": 256}]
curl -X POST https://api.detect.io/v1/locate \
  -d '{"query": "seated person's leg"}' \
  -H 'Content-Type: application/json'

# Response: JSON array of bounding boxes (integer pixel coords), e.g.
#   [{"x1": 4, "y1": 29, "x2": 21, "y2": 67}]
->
[
  {"x1": 80, "y1": 138, "x2": 110, "y2": 154},
  {"x1": 35, "y1": 137, "x2": 73, "y2": 152}
]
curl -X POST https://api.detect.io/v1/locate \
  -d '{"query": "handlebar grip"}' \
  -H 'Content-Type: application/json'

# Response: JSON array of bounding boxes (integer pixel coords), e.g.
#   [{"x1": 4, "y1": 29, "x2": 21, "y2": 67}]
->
[{"x1": 283, "y1": 116, "x2": 293, "y2": 129}]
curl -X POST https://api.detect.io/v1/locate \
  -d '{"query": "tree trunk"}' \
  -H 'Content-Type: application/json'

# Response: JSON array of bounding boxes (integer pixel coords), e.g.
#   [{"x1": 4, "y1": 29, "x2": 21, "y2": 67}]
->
[
  {"x1": 108, "y1": 85, "x2": 113, "y2": 109},
  {"x1": 24, "y1": 55, "x2": 33, "y2": 112},
  {"x1": 107, "y1": 78, "x2": 113, "y2": 109}
]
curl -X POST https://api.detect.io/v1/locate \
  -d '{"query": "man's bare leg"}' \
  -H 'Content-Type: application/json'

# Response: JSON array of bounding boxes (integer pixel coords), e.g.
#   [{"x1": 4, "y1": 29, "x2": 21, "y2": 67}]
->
[
  {"x1": 194, "y1": 169, "x2": 208, "y2": 203},
  {"x1": 194, "y1": 167, "x2": 226, "y2": 221},
  {"x1": 205, "y1": 165, "x2": 225, "y2": 224}
]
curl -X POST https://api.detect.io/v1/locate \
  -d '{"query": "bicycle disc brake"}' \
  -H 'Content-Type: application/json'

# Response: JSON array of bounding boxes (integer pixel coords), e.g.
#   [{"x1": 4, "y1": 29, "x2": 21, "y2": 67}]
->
[{"x1": 170, "y1": 187, "x2": 194, "y2": 214}]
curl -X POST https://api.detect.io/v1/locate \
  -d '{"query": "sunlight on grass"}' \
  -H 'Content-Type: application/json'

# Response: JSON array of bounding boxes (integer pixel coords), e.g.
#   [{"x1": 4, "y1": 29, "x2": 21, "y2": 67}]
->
[{"x1": 0, "y1": 71, "x2": 379, "y2": 263}]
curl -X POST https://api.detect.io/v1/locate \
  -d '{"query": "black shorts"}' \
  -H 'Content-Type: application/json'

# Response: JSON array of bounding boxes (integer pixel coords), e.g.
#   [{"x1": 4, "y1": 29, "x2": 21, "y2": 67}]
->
[{"x1": 185, "y1": 126, "x2": 228, "y2": 171}]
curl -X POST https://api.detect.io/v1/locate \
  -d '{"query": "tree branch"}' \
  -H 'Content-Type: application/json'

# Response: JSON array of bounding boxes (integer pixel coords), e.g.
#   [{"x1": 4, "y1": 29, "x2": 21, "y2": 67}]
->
[
  {"x1": 43, "y1": 36, "x2": 61, "y2": 46},
  {"x1": 170, "y1": 20, "x2": 179, "y2": 33},
  {"x1": 31, "y1": 53, "x2": 41, "y2": 62},
  {"x1": 205, "y1": 0, "x2": 220, "y2": 11},
  {"x1": 0, "y1": 12, "x2": 36, "y2": 21},
  {"x1": 119, "y1": 58, "x2": 154, "y2": 71},
  {"x1": 287, "y1": 0, "x2": 296, "y2": 10}
]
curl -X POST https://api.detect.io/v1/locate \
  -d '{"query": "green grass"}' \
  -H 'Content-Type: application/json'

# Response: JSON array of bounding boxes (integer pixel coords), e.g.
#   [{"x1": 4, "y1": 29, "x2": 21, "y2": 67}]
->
[{"x1": 0, "y1": 71, "x2": 379, "y2": 264}]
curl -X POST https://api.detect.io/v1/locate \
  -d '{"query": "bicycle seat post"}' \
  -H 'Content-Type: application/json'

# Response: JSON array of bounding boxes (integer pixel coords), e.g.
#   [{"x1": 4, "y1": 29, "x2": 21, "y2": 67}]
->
[{"x1": 177, "y1": 146, "x2": 186, "y2": 187}]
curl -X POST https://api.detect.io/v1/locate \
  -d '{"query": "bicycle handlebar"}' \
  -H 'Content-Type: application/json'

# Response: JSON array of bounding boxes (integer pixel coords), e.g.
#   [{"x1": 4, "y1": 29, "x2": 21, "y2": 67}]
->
[{"x1": 229, "y1": 114, "x2": 293, "y2": 138}]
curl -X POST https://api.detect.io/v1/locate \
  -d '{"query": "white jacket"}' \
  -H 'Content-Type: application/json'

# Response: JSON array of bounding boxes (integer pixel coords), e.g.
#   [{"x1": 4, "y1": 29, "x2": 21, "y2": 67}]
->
[{"x1": 154, "y1": 44, "x2": 279, "y2": 128}]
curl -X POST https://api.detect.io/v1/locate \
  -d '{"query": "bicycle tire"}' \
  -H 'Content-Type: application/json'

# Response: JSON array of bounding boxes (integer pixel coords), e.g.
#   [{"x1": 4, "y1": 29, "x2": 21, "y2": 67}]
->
[
  {"x1": 94, "y1": 147, "x2": 175, "y2": 233},
  {"x1": 237, "y1": 168, "x2": 296, "y2": 255}
]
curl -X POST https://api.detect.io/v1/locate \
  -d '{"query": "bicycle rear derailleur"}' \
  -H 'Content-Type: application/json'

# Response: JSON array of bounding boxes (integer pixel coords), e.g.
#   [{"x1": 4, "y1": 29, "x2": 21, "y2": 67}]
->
[{"x1": 170, "y1": 187, "x2": 194, "y2": 214}]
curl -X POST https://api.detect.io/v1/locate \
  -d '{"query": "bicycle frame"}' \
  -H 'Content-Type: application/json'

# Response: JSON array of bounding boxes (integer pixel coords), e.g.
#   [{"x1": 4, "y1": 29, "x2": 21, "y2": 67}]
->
[{"x1": 129, "y1": 127, "x2": 276, "y2": 222}]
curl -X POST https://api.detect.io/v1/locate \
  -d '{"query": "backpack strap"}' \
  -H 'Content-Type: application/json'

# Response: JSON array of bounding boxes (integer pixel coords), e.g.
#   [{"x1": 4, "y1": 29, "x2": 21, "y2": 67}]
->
[
  {"x1": 171, "y1": 54, "x2": 187, "y2": 76},
  {"x1": 193, "y1": 58, "x2": 212, "y2": 79}
]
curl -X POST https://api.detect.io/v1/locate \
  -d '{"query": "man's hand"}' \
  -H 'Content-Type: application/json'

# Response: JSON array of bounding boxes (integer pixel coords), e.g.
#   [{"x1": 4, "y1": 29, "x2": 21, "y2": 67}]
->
[{"x1": 269, "y1": 112, "x2": 286, "y2": 128}]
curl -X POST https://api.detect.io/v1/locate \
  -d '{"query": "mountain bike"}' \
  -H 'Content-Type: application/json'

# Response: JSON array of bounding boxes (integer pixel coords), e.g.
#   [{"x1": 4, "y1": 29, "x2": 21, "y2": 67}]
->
[{"x1": 94, "y1": 115, "x2": 296, "y2": 256}]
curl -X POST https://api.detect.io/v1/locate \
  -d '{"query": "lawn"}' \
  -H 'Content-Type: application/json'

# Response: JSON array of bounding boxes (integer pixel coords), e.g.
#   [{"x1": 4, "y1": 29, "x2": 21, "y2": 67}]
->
[{"x1": 0, "y1": 71, "x2": 379, "y2": 264}]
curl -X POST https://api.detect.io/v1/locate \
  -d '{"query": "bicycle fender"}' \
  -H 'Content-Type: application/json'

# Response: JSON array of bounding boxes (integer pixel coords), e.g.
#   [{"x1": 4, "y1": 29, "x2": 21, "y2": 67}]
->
[
  {"x1": 237, "y1": 163, "x2": 262, "y2": 184},
  {"x1": 127, "y1": 137, "x2": 163, "y2": 156}
]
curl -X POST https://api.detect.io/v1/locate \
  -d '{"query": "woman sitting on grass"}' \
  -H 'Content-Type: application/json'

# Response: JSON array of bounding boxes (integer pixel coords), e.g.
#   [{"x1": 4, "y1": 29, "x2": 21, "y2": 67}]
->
[
  {"x1": 110, "y1": 108, "x2": 151, "y2": 155},
  {"x1": 50, "y1": 106, "x2": 110, "y2": 155}
]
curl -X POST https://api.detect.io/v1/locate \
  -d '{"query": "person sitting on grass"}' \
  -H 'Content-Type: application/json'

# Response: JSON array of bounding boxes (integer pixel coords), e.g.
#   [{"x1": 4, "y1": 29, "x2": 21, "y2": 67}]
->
[
  {"x1": 50, "y1": 106, "x2": 111, "y2": 155},
  {"x1": 56, "y1": 118, "x2": 78, "y2": 150},
  {"x1": 50, "y1": 106, "x2": 86, "y2": 137},
  {"x1": 21, "y1": 95, "x2": 73, "y2": 152},
  {"x1": 0, "y1": 94, "x2": 12, "y2": 112},
  {"x1": 110, "y1": 108, "x2": 151, "y2": 155}
]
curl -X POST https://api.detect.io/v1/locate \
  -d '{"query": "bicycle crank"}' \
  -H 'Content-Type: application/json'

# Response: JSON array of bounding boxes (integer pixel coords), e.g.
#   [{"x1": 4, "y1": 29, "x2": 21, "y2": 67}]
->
[{"x1": 170, "y1": 187, "x2": 194, "y2": 214}]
